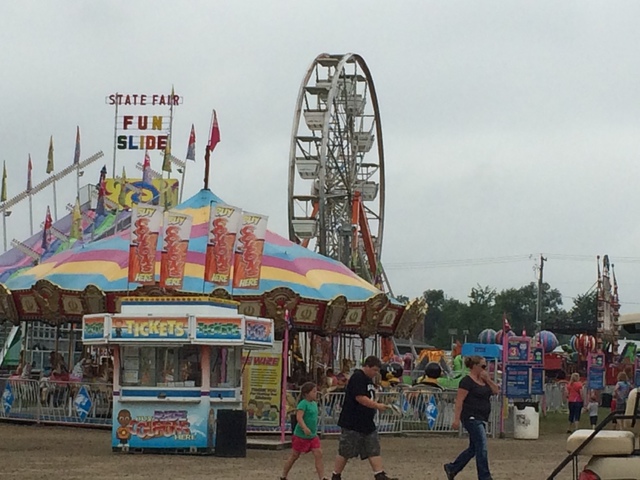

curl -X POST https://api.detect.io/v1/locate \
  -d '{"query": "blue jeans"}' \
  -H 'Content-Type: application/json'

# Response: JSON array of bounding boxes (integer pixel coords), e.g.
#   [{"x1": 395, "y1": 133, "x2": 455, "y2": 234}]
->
[{"x1": 446, "y1": 418, "x2": 492, "y2": 480}]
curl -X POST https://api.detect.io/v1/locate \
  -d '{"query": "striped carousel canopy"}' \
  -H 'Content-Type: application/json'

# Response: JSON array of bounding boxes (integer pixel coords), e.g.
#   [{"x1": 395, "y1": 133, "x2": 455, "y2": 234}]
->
[{"x1": 4, "y1": 189, "x2": 382, "y2": 302}]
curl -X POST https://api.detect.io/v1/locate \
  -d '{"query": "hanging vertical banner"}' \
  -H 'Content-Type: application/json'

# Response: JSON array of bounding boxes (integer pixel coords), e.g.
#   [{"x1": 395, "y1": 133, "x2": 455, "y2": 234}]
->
[
  {"x1": 232, "y1": 212, "x2": 268, "y2": 290},
  {"x1": 159, "y1": 211, "x2": 192, "y2": 289},
  {"x1": 204, "y1": 204, "x2": 242, "y2": 286},
  {"x1": 128, "y1": 205, "x2": 163, "y2": 284}
]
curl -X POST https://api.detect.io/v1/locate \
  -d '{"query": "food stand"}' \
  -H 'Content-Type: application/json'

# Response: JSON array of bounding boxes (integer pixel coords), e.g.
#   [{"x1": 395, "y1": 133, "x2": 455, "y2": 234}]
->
[{"x1": 82, "y1": 296, "x2": 273, "y2": 454}]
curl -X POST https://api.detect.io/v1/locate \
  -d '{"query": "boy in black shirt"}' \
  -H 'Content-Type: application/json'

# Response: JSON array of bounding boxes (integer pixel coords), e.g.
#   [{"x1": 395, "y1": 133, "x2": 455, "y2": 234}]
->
[{"x1": 331, "y1": 355, "x2": 398, "y2": 480}]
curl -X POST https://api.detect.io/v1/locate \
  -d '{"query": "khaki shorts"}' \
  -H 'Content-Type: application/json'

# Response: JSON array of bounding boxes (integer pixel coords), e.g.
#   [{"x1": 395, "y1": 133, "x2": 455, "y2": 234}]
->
[{"x1": 338, "y1": 428, "x2": 380, "y2": 460}]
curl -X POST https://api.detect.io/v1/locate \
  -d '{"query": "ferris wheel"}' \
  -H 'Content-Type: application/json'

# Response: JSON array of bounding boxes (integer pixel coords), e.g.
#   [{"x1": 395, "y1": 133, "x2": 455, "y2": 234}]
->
[{"x1": 288, "y1": 53, "x2": 390, "y2": 293}]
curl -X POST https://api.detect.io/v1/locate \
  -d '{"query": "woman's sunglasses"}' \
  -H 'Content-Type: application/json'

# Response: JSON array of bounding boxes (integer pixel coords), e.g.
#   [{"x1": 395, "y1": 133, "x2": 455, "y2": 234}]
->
[{"x1": 478, "y1": 364, "x2": 487, "y2": 369}]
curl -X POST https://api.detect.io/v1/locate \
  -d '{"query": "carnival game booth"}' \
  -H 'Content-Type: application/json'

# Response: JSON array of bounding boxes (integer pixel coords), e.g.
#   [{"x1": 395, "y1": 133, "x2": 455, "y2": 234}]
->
[{"x1": 82, "y1": 296, "x2": 273, "y2": 455}]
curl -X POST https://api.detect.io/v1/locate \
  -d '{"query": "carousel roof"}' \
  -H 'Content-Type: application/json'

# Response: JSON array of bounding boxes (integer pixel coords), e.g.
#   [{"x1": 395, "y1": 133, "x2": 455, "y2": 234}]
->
[
  {"x1": 4, "y1": 189, "x2": 380, "y2": 301},
  {"x1": 0, "y1": 189, "x2": 424, "y2": 338}
]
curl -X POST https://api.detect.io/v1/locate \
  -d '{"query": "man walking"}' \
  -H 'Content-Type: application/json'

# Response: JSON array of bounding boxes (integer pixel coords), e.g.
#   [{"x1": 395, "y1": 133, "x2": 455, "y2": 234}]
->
[{"x1": 331, "y1": 355, "x2": 397, "y2": 480}]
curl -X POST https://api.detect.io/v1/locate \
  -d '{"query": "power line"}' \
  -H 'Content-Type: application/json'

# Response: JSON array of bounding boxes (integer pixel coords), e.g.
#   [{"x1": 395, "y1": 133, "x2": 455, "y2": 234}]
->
[{"x1": 384, "y1": 253, "x2": 640, "y2": 270}]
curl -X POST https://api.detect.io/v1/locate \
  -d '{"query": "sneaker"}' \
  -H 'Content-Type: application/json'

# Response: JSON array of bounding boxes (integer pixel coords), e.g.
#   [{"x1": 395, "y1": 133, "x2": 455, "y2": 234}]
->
[
  {"x1": 443, "y1": 464, "x2": 455, "y2": 480},
  {"x1": 374, "y1": 472, "x2": 398, "y2": 480},
  {"x1": 331, "y1": 474, "x2": 342, "y2": 480}
]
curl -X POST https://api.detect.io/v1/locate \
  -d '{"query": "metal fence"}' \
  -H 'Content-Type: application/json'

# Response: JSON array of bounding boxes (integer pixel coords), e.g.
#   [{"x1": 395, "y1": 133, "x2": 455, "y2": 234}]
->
[
  {"x1": 2, "y1": 377, "x2": 506, "y2": 437},
  {"x1": 266, "y1": 389, "x2": 502, "y2": 438},
  {"x1": 0, "y1": 377, "x2": 112, "y2": 427}
]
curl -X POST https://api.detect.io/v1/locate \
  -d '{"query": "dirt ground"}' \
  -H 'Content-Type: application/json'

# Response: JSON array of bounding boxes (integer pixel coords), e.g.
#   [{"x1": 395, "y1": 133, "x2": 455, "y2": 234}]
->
[{"x1": 0, "y1": 423, "x2": 575, "y2": 480}]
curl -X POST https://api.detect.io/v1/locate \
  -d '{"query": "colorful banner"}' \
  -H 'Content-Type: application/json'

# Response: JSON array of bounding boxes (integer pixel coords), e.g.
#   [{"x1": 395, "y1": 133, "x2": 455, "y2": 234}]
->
[
  {"x1": 242, "y1": 346, "x2": 282, "y2": 428},
  {"x1": 112, "y1": 401, "x2": 208, "y2": 450},
  {"x1": 105, "y1": 178, "x2": 179, "y2": 209},
  {"x1": 232, "y1": 212, "x2": 268, "y2": 290},
  {"x1": 128, "y1": 205, "x2": 163, "y2": 284},
  {"x1": 111, "y1": 316, "x2": 189, "y2": 340},
  {"x1": 507, "y1": 337, "x2": 531, "y2": 363},
  {"x1": 159, "y1": 211, "x2": 193, "y2": 289},
  {"x1": 245, "y1": 318, "x2": 274, "y2": 347},
  {"x1": 195, "y1": 317, "x2": 242, "y2": 341},
  {"x1": 204, "y1": 204, "x2": 242, "y2": 286},
  {"x1": 82, "y1": 316, "x2": 107, "y2": 341},
  {"x1": 505, "y1": 364, "x2": 531, "y2": 398}
]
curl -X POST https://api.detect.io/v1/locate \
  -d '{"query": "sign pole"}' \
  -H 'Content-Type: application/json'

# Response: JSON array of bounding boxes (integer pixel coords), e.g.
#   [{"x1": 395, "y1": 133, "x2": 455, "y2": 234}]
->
[
  {"x1": 280, "y1": 311, "x2": 290, "y2": 445},
  {"x1": 111, "y1": 95, "x2": 119, "y2": 180}
]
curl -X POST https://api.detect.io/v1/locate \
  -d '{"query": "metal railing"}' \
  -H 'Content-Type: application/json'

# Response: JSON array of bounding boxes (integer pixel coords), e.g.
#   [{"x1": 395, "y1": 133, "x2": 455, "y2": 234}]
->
[
  {"x1": 2, "y1": 376, "x2": 504, "y2": 437},
  {"x1": 0, "y1": 377, "x2": 112, "y2": 427}
]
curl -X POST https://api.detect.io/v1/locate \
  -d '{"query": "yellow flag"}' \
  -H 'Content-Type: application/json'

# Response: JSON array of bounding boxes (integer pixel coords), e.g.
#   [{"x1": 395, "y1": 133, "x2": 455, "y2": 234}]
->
[
  {"x1": 162, "y1": 140, "x2": 172, "y2": 173},
  {"x1": 46, "y1": 136, "x2": 54, "y2": 174},
  {"x1": 118, "y1": 167, "x2": 127, "y2": 207},
  {"x1": 1, "y1": 161, "x2": 7, "y2": 202},
  {"x1": 70, "y1": 197, "x2": 82, "y2": 240}
]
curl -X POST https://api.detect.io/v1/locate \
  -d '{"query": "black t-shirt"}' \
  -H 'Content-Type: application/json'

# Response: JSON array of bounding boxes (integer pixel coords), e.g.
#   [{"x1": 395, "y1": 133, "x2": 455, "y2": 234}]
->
[
  {"x1": 459, "y1": 375, "x2": 493, "y2": 422},
  {"x1": 338, "y1": 369, "x2": 377, "y2": 434}
]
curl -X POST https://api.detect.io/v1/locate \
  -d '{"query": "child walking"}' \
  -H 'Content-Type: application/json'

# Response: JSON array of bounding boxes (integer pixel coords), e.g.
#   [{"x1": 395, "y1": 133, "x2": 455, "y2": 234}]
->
[
  {"x1": 585, "y1": 393, "x2": 599, "y2": 429},
  {"x1": 281, "y1": 382, "x2": 328, "y2": 480}
]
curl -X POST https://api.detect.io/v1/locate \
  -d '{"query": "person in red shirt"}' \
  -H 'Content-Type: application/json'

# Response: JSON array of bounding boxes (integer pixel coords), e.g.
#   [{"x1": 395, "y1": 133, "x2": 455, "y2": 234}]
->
[{"x1": 567, "y1": 373, "x2": 585, "y2": 433}]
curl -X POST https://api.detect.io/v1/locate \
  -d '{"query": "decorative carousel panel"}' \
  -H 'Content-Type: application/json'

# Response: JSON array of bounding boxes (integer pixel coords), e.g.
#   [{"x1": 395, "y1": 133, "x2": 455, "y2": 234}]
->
[
  {"x1": 293, "y1": 302, "x2": 322, "y2": 329},
  {"x1": 322, "y1": 295, "x2": 348, "y2": 334},
  {"x1": 238, "y1": 301, "x2": 263, "y2": 317},
  {"x1": 0, "y1": 285, "x2": 19, "y2": 325},
  {"x1": 81, "y1": 284, "x2": 107, "y2": 315},
  {"x1": 341, "y1": 306, "x2": 365, "y2": 332},
  {"x1": 61, "y1": 293, "x2": 85, "y2": 317},
  {"x1": 377, "y1": 306, "x2": 403, "y2": 335},
  {"x1": 361, "y1": 293, "x2": 389, "y2": 338},
  {"x1": 394, "y1": 298, "x2": 427, "y2": 339},
  {"x1": 16, "y1": 292, "x2": 42, "y2": 318}
]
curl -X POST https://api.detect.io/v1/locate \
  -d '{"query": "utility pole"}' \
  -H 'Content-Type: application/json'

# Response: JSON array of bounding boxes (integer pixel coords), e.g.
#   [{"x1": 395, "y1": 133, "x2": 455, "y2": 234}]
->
[{"x1": 535, "y1": 254, "x2": 547, "y2": 333}]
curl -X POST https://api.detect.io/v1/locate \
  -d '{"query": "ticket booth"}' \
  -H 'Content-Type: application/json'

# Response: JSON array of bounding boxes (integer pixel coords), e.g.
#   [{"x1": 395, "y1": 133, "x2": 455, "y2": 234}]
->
[{"x1": 82, "y1": 296, "x2": 273, "y2": 454}]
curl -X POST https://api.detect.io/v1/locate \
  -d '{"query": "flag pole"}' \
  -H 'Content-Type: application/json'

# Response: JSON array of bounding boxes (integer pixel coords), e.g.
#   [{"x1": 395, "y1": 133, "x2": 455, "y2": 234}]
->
[
  {"x1": 179, "y1": 161, "x2": 187, "y2": 204},
  {"x1": 204, "y1": 147, "x2": 211, "y2": 190},
  {"x1": 52, "y1": 177, "x2": 58, "y2": 221},
  {"x1": 2, "y1": 212, "x2": 6, "y2": 252},
  {"x1": 28, "y1": 194, "x2": 33, "y2": 236}
]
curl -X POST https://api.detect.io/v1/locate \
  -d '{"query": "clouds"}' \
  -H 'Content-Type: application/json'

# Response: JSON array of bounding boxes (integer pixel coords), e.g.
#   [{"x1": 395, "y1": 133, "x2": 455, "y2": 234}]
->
[{"x1": 1, "y1": 1, "x2": 640, "y2": 310}]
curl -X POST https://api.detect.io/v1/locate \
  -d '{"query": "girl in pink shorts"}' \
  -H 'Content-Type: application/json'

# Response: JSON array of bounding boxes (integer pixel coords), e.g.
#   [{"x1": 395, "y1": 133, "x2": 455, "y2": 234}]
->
[{"x1": 281, "y1": 382, "x2": 328, "y2": 480}]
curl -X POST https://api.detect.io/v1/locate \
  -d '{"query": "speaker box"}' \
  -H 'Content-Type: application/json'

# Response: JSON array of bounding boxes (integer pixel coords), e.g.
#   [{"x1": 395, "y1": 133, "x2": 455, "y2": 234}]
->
[{"x1": 215, "y1": 409, "x2": 247, "y2": 457}]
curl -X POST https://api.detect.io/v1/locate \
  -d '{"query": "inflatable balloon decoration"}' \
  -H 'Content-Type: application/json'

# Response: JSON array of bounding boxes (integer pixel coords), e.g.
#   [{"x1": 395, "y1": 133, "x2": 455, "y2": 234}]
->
[
  {"x1": 535, "y1": 330, "x2": 559, "y2": 353},
  {"x1": 478, "y1": 328, "x2": 497, "y2": 344},
  {"x1": 574, "y1": 334, "x2": 596, "y2": 360}
]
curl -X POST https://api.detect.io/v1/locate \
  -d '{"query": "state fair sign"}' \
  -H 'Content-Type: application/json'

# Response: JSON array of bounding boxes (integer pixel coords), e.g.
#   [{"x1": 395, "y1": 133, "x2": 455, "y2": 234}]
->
[{"x1": 107, "y1": 92, "x2": 182, "y2": 151}]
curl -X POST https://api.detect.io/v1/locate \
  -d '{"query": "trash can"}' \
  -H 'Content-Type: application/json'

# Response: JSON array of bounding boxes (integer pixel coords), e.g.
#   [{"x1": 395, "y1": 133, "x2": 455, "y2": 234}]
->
[{"x1": 513, "y1": 401, "x2": 539, "y2": 440}]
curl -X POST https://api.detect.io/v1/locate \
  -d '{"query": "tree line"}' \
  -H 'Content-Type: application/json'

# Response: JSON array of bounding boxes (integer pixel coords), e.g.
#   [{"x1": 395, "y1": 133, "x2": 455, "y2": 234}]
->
[{"x1": 398, "y1": 282, "x2": 602, "y2": 349}]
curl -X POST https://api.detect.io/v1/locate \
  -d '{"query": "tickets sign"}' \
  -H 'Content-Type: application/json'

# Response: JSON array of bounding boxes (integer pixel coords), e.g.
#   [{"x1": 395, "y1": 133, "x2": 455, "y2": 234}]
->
[{"x1": 111, "y1": 316, "x2": 189, "y2": 340}]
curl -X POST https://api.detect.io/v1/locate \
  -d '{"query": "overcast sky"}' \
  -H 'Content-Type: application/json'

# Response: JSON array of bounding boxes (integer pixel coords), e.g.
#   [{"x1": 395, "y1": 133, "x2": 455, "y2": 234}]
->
[{"x1": 2, "y1": 1, "x2": 640, "y2": 314}]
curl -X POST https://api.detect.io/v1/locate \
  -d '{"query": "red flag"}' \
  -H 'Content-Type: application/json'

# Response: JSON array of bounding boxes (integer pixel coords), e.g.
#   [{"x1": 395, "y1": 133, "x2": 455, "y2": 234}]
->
[
  {"x1": 42, "y1": 206, "x2": 53, "y2": 249},
  {"x1": 186, "y1": 124, "x2": 196, "y2": 161},
  {"x1": 142, "y1": 150, "x2": 152, "y2": 185},
  {"x1": 208, "y1": 110, "x2": 220, "y2": 152},
  {"x1": 27, "y1": 155, "x2": 33, "y2": 192}
]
